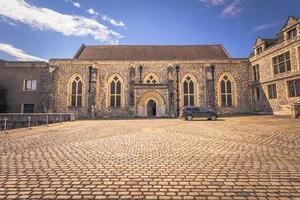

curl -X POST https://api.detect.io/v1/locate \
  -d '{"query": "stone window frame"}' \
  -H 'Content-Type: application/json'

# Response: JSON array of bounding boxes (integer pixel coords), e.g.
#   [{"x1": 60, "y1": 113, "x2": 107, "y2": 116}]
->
[
  {"x1": 272, "y1": 51, "x2": 291, "y2": 75},
  {"x1": 252, "y1": 64, "x2": 260, "y2": 82},
  {"x1": 251, "y1": 86, "x2": 261, "y2": 102},
  {"x1": 297, "y1": 45, "x2": 300, "y2": 71},
  {"x1": 217, "y1": 73, "x2": 237, "y2": 107},
  {"x1": 287, "y1": 27, "x2": 297, "y2": 40},
  {"x1": 267, "y1": 83, "x2": 277, "y2": 100},
  {"x1": 143, "y1": 73, "x2": 160, "y2": 84},
  {"x1": 23, "y1": 79, "x2": 37, "y2": 91},
  {"x1": 180, "y1": 73, "x2": 199, "y2": 108},
  {"x1": 256, "y1": 46, "x2": 263, "y2": 56},
  {"x1": 67, "y1": 74, "x2": 85, "y2": 108},
  {"x1": 106, "y1": 74, "x2": 124, "y2": 108},
  {"x1": 287, "y1": 78, "x2": 300, "y2": 98}
]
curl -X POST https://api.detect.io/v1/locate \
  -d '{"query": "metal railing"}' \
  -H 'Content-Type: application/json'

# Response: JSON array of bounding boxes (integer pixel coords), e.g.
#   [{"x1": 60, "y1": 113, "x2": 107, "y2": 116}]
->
[{"x1": 0, "y1": 113, "x2": 75, "y2": 132}]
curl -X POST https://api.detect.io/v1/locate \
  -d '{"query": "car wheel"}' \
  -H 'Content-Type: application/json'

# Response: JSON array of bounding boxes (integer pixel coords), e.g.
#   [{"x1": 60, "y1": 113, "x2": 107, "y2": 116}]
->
[
  {"x1": 186, "y1": 115, "x2": 193, "y2": 121},
  {"x1": 211, "y1": 115, "x2": 217, "y2": 121}
]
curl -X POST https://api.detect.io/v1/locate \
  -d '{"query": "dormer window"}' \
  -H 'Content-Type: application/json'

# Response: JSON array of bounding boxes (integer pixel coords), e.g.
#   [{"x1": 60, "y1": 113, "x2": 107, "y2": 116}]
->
[
  {"x1": 256, "y1": 47, "x2": 263, "y2": 55},
  {"x1": 287, "y1": 28, "x2": 297, "y2": 40}
]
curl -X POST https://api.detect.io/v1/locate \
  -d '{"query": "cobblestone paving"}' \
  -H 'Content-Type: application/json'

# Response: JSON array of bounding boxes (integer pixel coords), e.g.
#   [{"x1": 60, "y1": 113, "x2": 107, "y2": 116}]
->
[{"x1": 0, "y1": 116, "x2": 300, "y2": 199}]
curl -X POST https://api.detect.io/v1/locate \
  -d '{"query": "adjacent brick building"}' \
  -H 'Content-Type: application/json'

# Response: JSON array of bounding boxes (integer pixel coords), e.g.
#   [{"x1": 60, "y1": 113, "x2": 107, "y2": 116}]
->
[{"x1": 0, "y1": 16, "x2": 299, "y2": 118}]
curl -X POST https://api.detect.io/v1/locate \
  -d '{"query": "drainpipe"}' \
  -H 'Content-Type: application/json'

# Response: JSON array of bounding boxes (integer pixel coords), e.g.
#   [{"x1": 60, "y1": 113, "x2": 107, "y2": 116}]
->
[
  {"x1": 176, "y1": 65, "x2": 180, "y2": 117},
  {"x1": 139, "y1": 65, "x2": 143, "y2": 84},
  {"x1": 88, "y1": 66, "x2": 93, "y2": 92},
  {"x1": 88, "y1": 66, "x2": 93, "y2": 116},
  {"x1": 211, "y1": 65, "x2": 216, "y2": 109}
]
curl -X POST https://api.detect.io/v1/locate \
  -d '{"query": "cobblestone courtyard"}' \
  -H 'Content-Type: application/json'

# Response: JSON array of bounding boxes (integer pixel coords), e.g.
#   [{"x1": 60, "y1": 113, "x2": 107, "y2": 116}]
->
[{"x1": 0, "y1": 116, "x2": 300, "y2": 199}]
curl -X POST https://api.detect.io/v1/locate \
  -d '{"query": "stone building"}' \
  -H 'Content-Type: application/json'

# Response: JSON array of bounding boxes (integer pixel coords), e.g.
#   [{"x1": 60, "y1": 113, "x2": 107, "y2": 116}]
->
[
  {"x1": 49, "y1": 45, "x2": 250, "y2": 118},
  {"x1": 1, "y1": 16, "x2": 299, "y2": 118},
  {"x1": 0, "y1": 60, "x2": 49, "y2": 113},
  {"x1": 249, "y1": 16, "x2": 300, "y2": 115}
]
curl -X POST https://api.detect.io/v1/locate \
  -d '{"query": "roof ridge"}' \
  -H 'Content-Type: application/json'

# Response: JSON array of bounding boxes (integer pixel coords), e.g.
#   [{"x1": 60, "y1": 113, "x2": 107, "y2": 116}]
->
[
  {"x1": 74, "y1": 44, "x2": 232, "y2": 60},
  {"x1": 84, "y1": 44, "x2": 224, "y2": 47},
  {"x1": 74, "y1": 44, "x2": 86, "y2": 59}
]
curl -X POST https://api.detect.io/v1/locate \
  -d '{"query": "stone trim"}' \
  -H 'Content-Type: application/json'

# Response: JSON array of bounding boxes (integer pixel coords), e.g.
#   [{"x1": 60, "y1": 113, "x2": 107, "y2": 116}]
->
[
  {"x1": 49, "y1": 59, "x2": 249, "y2": 65},
  {"x1": 143, "y1": 72, "x2": 160, "y2": 84},
  {"x1": 250, "y1": 74, "x2": 300, "y2": 85},
  {"x1": 134, "y1": 84, "x2": 168, "y2": 89},
  {"x1": 250, "y1": 37, "x2": 300, "y2": 62}
]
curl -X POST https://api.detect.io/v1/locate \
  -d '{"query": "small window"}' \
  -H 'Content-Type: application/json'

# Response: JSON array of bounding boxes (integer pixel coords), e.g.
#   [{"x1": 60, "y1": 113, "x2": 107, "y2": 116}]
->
[
  {"x1": 287, "y1": 28, "x2": 297, "y2": 40},
  {"x1": 24, "y1": 80, "x2": 37, "y2": 91},
  {"x1": 288, "y1": 79, "x2": 300, "y2": 97},
  {"x1": 267, "y1": 84, "x2": 277, "y2": 99},
  {"x1": 256, "y1": 47, "x2": 263, "y2": 55},
  {"x1": 144, "y1": 73, "x2": 159, "y2": 84},
  {"x1": 253, "y1": 87, "x2": 260, "y2": 102},
  {"x1": 23, "y1": 104, "x2": 34, "y2": 113},
  {"x1": 273, "y1": 52, "x2": 291, "y2": 74},
  {"x1": 252, "y1": 65, "x2": 260, "y2": 81}
]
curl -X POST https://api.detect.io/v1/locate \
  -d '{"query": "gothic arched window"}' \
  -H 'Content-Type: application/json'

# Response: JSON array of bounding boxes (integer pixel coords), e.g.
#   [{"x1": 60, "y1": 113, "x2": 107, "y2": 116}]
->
[
  {"x1": 110, "y1": 76, "x2": 122, "y2": 107},
  {"x1": 183, "y1": 76, "x2": 195, "y2": 106},
  {"x1": 220, "y1": 75, "x2": 233, "y2": 107},
  {"x1": 144, "y1": 73, "x2": 159, "y2": 84},
  {"x1": 69, "y1": 75, "x2": 83, "y2": 107}
]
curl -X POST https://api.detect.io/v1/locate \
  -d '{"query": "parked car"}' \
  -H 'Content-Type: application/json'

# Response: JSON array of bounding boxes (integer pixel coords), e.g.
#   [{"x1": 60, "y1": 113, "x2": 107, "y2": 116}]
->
[{"x1": 182, "y1": 106, "x2": 219, "y2": 121}]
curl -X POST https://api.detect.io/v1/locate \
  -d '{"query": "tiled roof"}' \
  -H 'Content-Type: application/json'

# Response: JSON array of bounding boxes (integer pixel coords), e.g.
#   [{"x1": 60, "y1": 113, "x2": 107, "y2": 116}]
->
[{"x1": 74, "y1": 45, "x2": 231, "y2": 60}]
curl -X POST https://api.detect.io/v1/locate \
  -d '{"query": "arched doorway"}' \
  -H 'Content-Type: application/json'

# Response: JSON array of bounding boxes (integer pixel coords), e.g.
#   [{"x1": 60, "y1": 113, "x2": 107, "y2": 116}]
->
[
  {"x1": 137, "y1": 91, "x2": 166, "y2": 117},
  {"x1": 147, "y1": 100, "x2": 156, "y2": 117}
]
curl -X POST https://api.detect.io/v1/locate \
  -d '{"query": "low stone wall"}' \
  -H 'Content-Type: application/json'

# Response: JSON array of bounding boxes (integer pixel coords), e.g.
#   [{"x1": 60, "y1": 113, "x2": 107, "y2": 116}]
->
[{"x1": 0, "y1": 113, "x2": 75, "y2": 131}]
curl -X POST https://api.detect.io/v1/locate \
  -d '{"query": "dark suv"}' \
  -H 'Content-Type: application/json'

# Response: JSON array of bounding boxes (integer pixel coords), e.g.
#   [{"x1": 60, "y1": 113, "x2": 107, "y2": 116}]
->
[{"x1": 182, "y1": 106, "x2": 218, "y2": 121}]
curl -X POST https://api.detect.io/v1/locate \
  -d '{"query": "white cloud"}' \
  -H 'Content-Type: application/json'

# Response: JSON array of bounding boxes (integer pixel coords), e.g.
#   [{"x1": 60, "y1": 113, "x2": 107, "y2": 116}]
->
[
  {"x1": 199, "y1": 0, "x2": 246, "y2": 18},
  {"x1": 0, "y1": 43, "x2": 47, "y2": 61},
  {"x1": 253, "y1": 21, "x2": 279, "y2": 32},
  {"x1": 0, "y1": 16, "x2": 18, "y2": 26},
  {"x1": 72, "y1": 2, "x2": 80, "y2": 8},
  {"x1": 0, "y1": 0, "x2": 122, "y2": 44},
  {"x1": 85, "y1": 8, "x2": 125, "y2": 28},
  {"x1": 101, "y1": 15, "x2": 126, "y2": 27},
  {"x1": 87, "y1": 8, "x2": 98, "y2": 16},
  {"x1": 222, "y1": 0, "x2": 244, "y2": 17},
  {"x1": 65, "y1": 0, "x2": 80, "y2": 8},
  {"x1": 200, "y1": 0, "x2": 224, "y2": 6}
]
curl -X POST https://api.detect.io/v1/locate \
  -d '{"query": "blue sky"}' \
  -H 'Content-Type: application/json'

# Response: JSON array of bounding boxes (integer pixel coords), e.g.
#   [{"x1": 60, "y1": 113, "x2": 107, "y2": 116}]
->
[{"x1": 0, "y1": 0, "x2": 299, "y2": 61}]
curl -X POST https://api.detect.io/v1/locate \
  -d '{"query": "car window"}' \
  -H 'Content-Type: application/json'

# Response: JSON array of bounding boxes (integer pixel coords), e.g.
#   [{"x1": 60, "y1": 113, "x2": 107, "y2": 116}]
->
[
  {"x1": 199, "y1": 106, "x2": 207, "y2": 112},
  {"x1": 191, "y1": 107, "x2": 199, "y2": 112}
]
